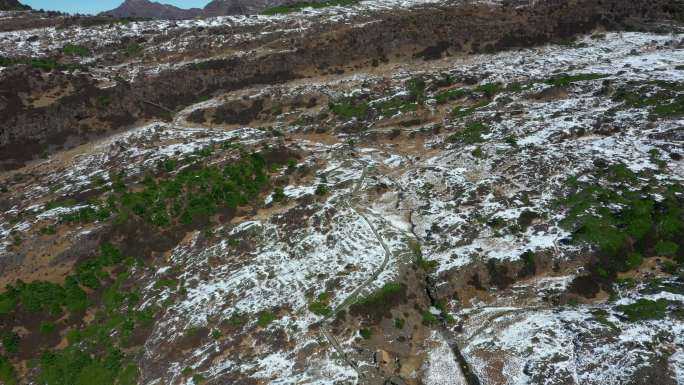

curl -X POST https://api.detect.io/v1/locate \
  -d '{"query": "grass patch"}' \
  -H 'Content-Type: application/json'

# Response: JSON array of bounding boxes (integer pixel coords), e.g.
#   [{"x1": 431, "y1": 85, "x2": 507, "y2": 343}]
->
[
  {"x1": 350, "y1": 283, "x2": 407, "y2": 321},
  {"x1": 308, "y1": 301, "x2": 332, "y2": 317},
  {"x1": 615, "y1": 299, "x2": 668, "y2": 321},
  {"x1": 63, "y1": 44, "x2": 90, "y2": 57},
  {"x1": 561, "y1": 165, "x2": 684, "y2": 280},
  {"x1": 359, "y1": 328, "x2": 371, "y2": 339},
  {"x1": 546, "y1": 73, "x2": 609, "y2": 87},
  {"x1": 446, "y1": 121, "x2": 489, "y2": 144},
  {"x1": 435, "y1": 88, "x2": 468, "y2": 104},
  {"x1": 257, "y1": 311, "x2": 276, "y2": 328},
  {"x1": 0, "y1": 356, "x2": 17, "y2": 385},
  {"x1": 329, "y1": 98, "x2": 369, "y2": 120},
  {"x1": 263, "y1": 0, "x2": 360, "y2": 14},
  {"x1": 421, "y1": 310, "x2": 438, "y2": 325},
  {"x1": 475, "y1": 83, "x2": 500, "y2": 98}
]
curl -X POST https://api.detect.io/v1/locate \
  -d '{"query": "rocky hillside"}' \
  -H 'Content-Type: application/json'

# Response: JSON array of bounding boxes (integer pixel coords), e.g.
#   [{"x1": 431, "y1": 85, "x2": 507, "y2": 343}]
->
[{"x1": 0, "y1": 1, "x2": 683, "y2": 385}]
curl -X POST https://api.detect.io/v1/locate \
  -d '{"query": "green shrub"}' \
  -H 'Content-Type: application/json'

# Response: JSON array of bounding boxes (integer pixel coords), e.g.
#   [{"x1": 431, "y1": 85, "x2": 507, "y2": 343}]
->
[
  {"x1": 63, "y1": 44, "x2": 90, "y2": 57},
  {"x1": 1, "y1": 333, "x2": 19, "y2": 355},
  {"x1": 446, "y1": 121, "x2": 489, "y2": 144},
  {"x1": 257, "y1": 312, "x2": 276, "y2": 328},
  {"x1": 475, "y1": 83, "x2": 500, "y2": 98},
  {"x1": 359, "y1": 328, "x2": 371, "y2": 339},
  {"x1": 546, "y1": 73, "x2": 609, "y2": 87},
  {"x1": 435, "y1": 88, "x2": 468, "y2": 104},
  {"x1": 329, "y1": 98, "x2": 369, "y2": 120},
  {"x1": 0, "y1": 356, "x2": 17, "y2": 385},
  {"x1": 615, "y1": 299, "x2": 668, "y2": 321},
  {"x1": 625, "y1": 253, "x2": 643, "y2": 268},
  {"x1": 308, "y1": 301, "x2": 332, "y2": 317},
  {"x1": 271, "y1": 187, "x2": 286, "y2": 203},
  {"x1": 263, "y1": 0, "x2": 360, "y2": 15},
  {"x1": 394, "y1": 318, "x2": 405, "y2": 329},
  {"x1": 40, "y1": 322, "x2": 57, "y2": 335},
  {"x1": 655, "y1": 241, "x2": 679, "y2": 257},
  {"x1": 421, "y1": 311, "x2": 438, "y2": 324},
  {"x1": 315, "y1": 184, "x2": 329, "y2": 196},
  {"x1": 124, "y1": 43, "x2": 143, "y2": 57}
]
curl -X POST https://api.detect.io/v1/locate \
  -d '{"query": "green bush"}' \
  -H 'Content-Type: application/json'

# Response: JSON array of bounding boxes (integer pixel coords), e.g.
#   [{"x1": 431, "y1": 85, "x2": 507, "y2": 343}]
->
[
  {"x1": 315, "y1": 184, "x2": 329, "y2": 196},
  {"x1": 446, "y1": 121, "x2": 489, "y2": 144},
  {"x1": 359, "y1": 328, "x2": 371, "y2": 339},
  {"x1": 475, "y1": 83, "x2": 500, "y2": 98},
  {"x1": 257, "y1": 311, "x2": 276, "y2": 328},
  {"x1": 0, "y1": 356, "x2": 17, "y2": 385},
  {"x1": 308, "y1": 301, "x2": 332, "y2": 317},
  {"x1": 263, "y1": 0, "x2": 360, "y2": 15},
  {"x1": 616, "y1": 299, "x2": 668, "y2": 321},
  {"x1": 272, "y1": 187, "x2": 286, "y2": 203},
  {"x1": 655, "y1": 241, "x2": 679, "y2": 257},
  {"x1": 329, "y1": 98, "x2": 369, "y2": 120},
  {"x1": 1, "y1": 332, "x2": 19, "y2": 355},
  {"x1": 394, "y1": 318, "x2": 405, "y2": 329},
  {"x1": 546, "y1": 73, "x2": 608, "y2": 87},
  {"x1": 421, "y1": 311, "x2": 438, "y2": 324},
  {"x1": 435, "y1": 88, "x2": 468, "y2": 104},
  {"x1": 63, "y1": 44, "x2": 90, "y2": 57}
]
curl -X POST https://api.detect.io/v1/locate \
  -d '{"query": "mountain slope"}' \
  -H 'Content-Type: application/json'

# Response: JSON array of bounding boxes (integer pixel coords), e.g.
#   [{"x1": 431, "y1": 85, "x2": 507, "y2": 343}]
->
[
  {"x1": 100, "y1": 0, "x2": 201, "y2": 19},
  {"x1": 0, "y1": 0, "x2": 30, "y2": 11}
]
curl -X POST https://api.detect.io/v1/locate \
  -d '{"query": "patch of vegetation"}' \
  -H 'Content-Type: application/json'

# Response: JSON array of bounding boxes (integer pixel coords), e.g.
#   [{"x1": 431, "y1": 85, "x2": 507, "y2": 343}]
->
[
  {"x1": 359, "y1": 328, "x2": 371, "y2": 340},
  {"x1": 124, "y1": 43, "x2": 143, "y2": 57},
  {"x1": 308, "y1": 292, "x2": 332, "y2": 317},
  {"x1": 63, "y1": 44, "x2": 90, "y2": 57},
  {"x1": 329, "y1": 97, "x2": 369, "y2": 120},
  {"x1": 561, "y1": 164, "x2": 684, "y2": 281},
  {"x1": 374, "y1": 97, "x2": 418, "y2": 116},
  {"x1": 615, "y1": 299, "x2": 668, "y2": 321},
  {"x1": 451, "y1": 100, "x2": 489, "y2": 118},
  {"x1": 591, "y1": 309, "x2": 619, "y2": 331},
  {"x1": 421, "y1": 310, "x2": 438, "y2": 325},
  {"x1": 446, "y1": 121, "x2": 489, "y2": 144},
  {"x1": 475, "y1": 83, "x2": 500, "y2": 98},
  {"x1": 434, "y1": 88, "x2": 468, "y2": 104},
  {"x1": 486, "y1": 259, "x2": 514, "y2": 289},
  {"x1": 613, "y1": 81, "x2": 684, "y2": 119},
  {"x1": 518, "y1": 250, "x2": 537, "y2": 278},
  {"x1": 271, "y1": 187, "x2": 286, "y2": 203},
  {"x1": 350, "y1": 283, "x2": 407, "y2": 321},
  {"x1": 471, "y1": 146, "x2": 484, "y2": 158},
  {"x1": 394, "y1": 318, "x2": 405, "y2": 329},
  {"x1": 263, "y1": 0, "x2": 360, "y2": 14},
  {"x1": 407, "y1": 78, "x2": 427, "y2": 104},
  {"x1": 546, "y1": 73, "x2": 609, "y2": 87},
  {"x1": 1, "y1": 332, "x2": 19, "y2": 355},
  {"x1": 315, "y1": 184, "x2": 329, "y2": 196},
  {"x1": 257, "y1": 311, "x2": 276, "y2": 328},
  {"x1": 409, "y1": 241, "x2": 438, "y2": 271},
  {"x1": 0, "y1": 356, "x2": 17, "y2": 385}
]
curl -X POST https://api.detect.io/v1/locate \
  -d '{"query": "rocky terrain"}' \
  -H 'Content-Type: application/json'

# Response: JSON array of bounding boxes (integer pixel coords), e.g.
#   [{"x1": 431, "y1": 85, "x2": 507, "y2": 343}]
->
[{"x1": 0, "y1": 1, "x2": 683, "y2": 385}]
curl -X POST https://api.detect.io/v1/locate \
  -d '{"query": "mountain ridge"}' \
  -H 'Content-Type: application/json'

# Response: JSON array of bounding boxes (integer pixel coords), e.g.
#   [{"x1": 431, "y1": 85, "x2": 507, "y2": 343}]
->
[{"x1": 101, "y1": 0, "x2": 325, "y2": 18}]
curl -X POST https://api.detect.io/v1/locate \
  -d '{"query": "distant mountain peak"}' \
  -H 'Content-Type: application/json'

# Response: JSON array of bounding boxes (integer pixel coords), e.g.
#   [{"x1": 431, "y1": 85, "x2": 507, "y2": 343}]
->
[{"x1": 100, "y1": 0, "x2": 201, "y2": 19}]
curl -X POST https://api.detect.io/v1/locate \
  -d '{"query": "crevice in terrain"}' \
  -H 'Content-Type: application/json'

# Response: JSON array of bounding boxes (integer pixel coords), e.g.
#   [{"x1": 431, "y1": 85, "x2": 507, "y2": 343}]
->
[{"x1": 409, "y1": 208, "x2": 482, "y2": 385}]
